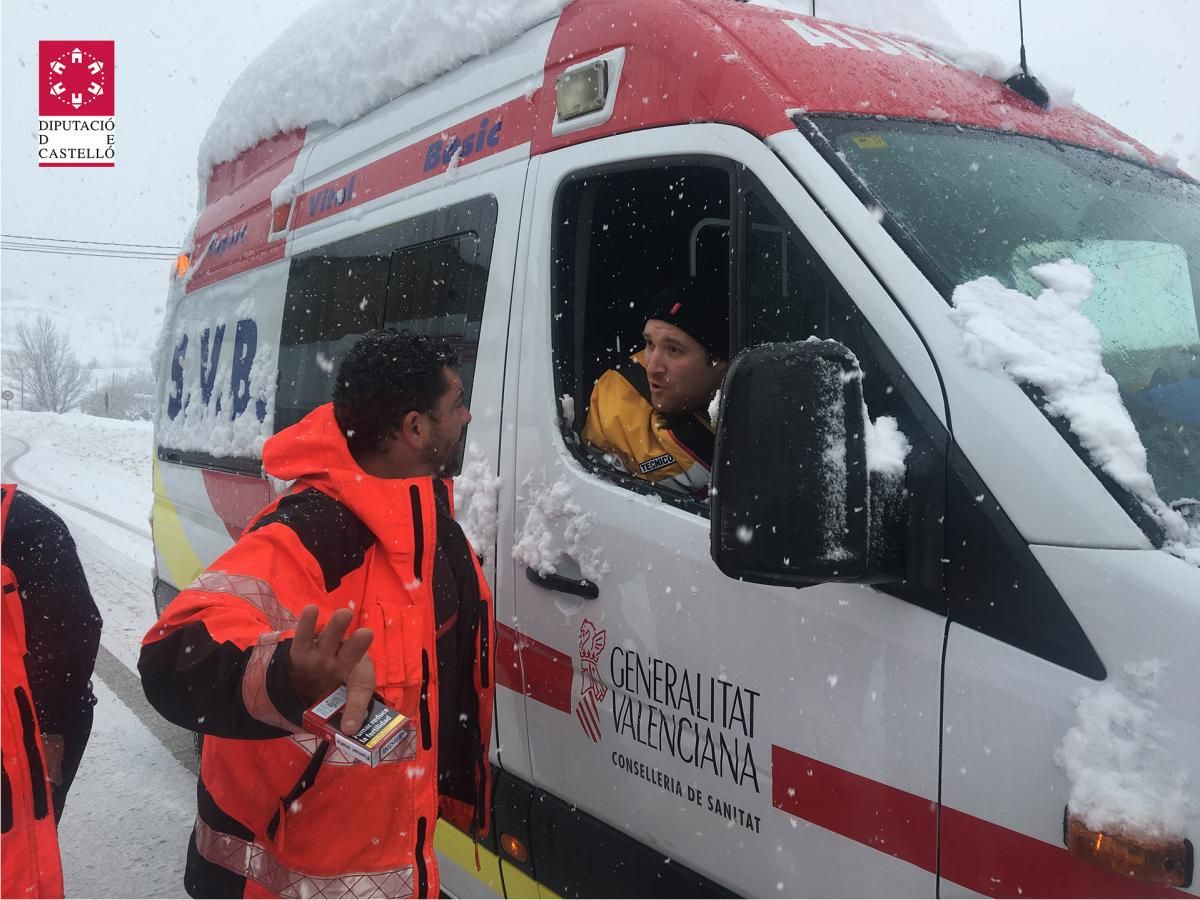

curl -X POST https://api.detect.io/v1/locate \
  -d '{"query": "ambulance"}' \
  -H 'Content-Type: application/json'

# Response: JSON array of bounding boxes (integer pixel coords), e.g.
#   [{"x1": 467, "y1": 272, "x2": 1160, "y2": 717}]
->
[{"x1": 152, "y1": 0, "x2": 1200, "y2": 895}]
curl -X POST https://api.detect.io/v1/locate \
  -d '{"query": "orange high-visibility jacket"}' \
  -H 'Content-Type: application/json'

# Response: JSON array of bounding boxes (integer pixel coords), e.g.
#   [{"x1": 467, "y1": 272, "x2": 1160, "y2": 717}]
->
[
  {"x1": 139, "y1": 405, "x2": 494, "y2": 899},
  {"x1": 1, "y1": 483, "x2": 65, "y2": 900}
]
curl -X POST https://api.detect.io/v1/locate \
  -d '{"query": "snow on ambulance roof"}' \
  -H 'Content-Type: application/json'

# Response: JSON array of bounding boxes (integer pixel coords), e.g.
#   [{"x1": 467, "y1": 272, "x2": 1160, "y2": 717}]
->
[
  {"x1": 674, "y1": 2, "x2": 1151, "y2": 159},
  {"x1": 199, "y1": 0, "x2": 1155, "y2": 182},
  {"x1": 197, "y1": 0, "x2": 571, "y2": 175}
]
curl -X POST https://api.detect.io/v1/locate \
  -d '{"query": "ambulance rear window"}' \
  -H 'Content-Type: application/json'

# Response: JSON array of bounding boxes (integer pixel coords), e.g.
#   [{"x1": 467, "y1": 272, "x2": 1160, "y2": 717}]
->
[{"x1": 276, "y1": 195, "x2": 497, "y2": 434}]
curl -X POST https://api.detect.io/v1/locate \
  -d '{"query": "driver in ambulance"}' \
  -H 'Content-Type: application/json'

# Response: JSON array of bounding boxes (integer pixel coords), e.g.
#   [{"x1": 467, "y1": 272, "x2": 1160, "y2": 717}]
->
[{"x1": 582, "y1": 279, "x2": 729, "y2": 496}]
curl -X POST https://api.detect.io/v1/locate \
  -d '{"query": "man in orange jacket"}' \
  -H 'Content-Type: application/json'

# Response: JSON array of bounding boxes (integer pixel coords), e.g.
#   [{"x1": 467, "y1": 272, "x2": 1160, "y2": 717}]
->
[{"x1": 139, "y1": 330, "x2": 494, "y2": 899}]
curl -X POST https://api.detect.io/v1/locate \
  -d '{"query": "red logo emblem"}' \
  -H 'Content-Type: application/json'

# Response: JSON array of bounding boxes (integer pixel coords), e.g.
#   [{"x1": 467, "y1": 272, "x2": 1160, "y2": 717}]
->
[
  {"x1": 39, "y1": 42, "x2": 114, "y2": 116},
  {"x1": 575, "y1": 619, "x2": 607, "y2": 743}
]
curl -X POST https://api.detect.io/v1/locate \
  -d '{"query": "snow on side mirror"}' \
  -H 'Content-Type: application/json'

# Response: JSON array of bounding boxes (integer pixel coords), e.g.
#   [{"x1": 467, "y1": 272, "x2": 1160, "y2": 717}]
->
[{"x1": 710, "y1": 340, "x2": 895, "y2": 587}]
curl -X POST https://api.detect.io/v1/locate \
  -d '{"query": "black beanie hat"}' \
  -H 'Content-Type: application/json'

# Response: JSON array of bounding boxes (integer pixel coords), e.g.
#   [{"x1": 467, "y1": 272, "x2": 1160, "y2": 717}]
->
[{"x1": 643, "y1": 278, "x2": 729, "y2": 360}]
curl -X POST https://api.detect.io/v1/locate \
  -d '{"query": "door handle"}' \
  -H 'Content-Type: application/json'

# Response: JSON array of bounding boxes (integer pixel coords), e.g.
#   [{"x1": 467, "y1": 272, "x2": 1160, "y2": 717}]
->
[{"x1": 525, "y1": 566, "x2": 599, "y2": 599}]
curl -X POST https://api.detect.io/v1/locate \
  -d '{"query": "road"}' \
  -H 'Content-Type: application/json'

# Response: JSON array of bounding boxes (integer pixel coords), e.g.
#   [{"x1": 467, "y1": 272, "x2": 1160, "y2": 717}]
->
[{"x1": 2, "y1": 430, "x2": 197, "y2": 898}]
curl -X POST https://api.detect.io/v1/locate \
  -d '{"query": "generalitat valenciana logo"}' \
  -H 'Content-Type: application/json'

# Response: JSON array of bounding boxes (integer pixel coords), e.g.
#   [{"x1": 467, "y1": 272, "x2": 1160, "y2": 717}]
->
[{"x1": 38, "y1": 41, "x2": 116, "y2": 168}]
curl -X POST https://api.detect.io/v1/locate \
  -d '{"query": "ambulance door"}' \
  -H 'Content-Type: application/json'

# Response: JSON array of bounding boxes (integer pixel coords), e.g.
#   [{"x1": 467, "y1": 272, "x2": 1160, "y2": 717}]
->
[{"x1": 501, "y1": 124, "x2": 950, "y2": 897}]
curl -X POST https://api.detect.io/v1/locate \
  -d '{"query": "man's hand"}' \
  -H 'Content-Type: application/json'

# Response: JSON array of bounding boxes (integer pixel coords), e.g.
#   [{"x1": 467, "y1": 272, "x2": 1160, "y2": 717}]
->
[
  {"x1": 289, "y1": 605, "x2": 375, "y2": 735},
  {"x1": 42, "y1": 734, "x2": 64, "y2": 786}
]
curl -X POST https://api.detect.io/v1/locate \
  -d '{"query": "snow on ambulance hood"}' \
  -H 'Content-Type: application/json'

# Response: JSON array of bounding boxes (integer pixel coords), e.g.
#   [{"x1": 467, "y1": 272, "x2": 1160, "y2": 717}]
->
[
  {"x1": 198, "y1": 0, "x2": 572, "y2": 175},
  {"x1": 950, "y1": 260, "x2": 1200, "y2": 565}
]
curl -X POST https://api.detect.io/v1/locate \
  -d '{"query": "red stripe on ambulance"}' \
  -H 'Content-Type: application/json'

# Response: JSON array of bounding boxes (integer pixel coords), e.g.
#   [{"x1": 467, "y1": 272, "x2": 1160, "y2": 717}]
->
[
  {"x1": 187, "y1": 129, "x2": 306, "y2": 293},
  {"x1": 291, "y1": 95, "x2": 538, "y2": 231},
  {"x1": 771, "y1": 744, "x2": 937, "y2": 871},
  {"x1": 939, "y1": 804, "x2": 1190, "y2": 898},
  {"x1": 494, "y1": 633, "x2": 1190, "y2": 896},
  {"x1": 200, "y1": 470, "x2": 273, "y2": 541},
  {"x1": 772, "y1": 745, "x2": 1190, "y2": 898},
  {"x1": 495, "y1": 623, "x2": 574, "y2": 713}
]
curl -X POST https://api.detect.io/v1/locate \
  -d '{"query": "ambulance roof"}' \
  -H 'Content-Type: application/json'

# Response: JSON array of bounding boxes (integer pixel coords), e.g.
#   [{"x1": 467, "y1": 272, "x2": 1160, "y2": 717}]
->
[
  {"x1": 530, "y1": 0, "x2": 1156, "y2": 161},
  {"x1": 192, "y1": 0, "x2": 1176, "y2": 292},
  {"x1": 197, "y1": 0, "x2": 1165, "y2": 225}
]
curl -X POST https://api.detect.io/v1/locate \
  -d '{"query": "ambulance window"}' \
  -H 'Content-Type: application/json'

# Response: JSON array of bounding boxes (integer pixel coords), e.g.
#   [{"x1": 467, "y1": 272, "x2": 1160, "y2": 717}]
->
[
  {"x1": 276, "y1": 196, "x2": 497, "y2": 432},
  {"x1": 382, "y1": 230, "x2": 489, "y2": 399},
  {"x1": 743, "y1": 184, "x2": 900, "y2": 415},
  {"x1": 276, "y1": 250, "x2": 389, "y2": 432},
  {"x1": 551, "y1": 160, "x2": 733, "y2": 512}
]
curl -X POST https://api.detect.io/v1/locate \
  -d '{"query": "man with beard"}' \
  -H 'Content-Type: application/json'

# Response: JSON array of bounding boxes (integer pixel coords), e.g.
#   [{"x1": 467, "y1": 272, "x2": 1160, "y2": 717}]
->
[
  {"x1": 139, "y1": 329, "x2": 493, "y2": 899},
  {"x1": 583, "y1": 278, "x2": 729, "y2": 497}
]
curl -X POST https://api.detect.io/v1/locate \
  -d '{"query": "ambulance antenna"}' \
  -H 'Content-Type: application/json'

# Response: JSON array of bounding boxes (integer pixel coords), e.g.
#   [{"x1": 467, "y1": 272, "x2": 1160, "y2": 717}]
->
[
  {"x1": 1002, "y1": 0, "x2": 1051, "y2": 109},
  {"x1": 1017, "y1": 0, "x2": 1028, "y2": 74},
  {"x1": 811, "y1": 1, "x2": 816, "y2": 16}
]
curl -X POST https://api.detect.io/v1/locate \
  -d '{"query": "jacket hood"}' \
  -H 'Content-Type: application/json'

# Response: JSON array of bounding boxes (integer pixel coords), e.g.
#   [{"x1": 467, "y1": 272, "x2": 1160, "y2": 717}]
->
[{"x1": 262, "y1": 403, "x2": 440, "y2": 552}]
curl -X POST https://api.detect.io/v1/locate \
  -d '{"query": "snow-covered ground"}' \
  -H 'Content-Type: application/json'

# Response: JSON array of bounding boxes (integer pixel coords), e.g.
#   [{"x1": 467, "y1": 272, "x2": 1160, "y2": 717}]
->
[{"x1": 1, "y1": 411, "x2": 196, "y2": 899}]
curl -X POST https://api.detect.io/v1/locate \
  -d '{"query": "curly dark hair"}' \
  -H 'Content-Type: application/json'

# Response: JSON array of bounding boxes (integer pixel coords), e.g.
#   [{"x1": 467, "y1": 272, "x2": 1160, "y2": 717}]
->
[{"x1": 332, "y1": 329, "x2": 459, "y2": 456}]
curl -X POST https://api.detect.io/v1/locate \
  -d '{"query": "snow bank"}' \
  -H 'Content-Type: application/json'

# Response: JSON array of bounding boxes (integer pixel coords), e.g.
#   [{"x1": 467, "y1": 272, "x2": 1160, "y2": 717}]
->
[
  {"x1": 2, "y1": 411, "x2": 152, "y2": 481},
  {"x1": 950, "y1": 260, "x2": 1200, "y2": 564},
  {"x1": 453, "y1": 442, "x2": 502, "y2": 565},
  {"x1": 199, "y1": 0, "x2": 571, "y2": 174},
  {"x1": 1055, "y1": 660, "x2": 1192, "y2": 840}
]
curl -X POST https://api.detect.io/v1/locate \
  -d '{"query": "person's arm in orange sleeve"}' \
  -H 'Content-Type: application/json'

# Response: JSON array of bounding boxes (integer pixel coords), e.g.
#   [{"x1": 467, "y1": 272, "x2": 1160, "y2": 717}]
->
[{"x1": 138, "y1": 519, "x2": 374, "y2": 739}]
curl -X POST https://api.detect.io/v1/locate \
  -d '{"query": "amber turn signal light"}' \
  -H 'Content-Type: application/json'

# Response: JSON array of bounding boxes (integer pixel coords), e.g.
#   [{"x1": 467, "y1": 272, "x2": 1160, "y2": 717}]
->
[
  {"x1": 271, "y1": 202, "x2": 292, "y2": 233},
  {"x1": 175, "y1": 253, "x2": 190, "y2": 277},
  {"x1": 1064, "y1": 810, "x2": 1193, "y2": 888},
  {"x1": 500, "y1": 832, "x2": 529, "y2": 864}
]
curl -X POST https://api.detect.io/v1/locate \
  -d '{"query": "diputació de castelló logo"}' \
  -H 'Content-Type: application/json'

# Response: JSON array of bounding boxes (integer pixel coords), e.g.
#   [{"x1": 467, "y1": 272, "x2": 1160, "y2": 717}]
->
[{"x1": 38, "y1": 41, "x2": 116, "y2": 167}]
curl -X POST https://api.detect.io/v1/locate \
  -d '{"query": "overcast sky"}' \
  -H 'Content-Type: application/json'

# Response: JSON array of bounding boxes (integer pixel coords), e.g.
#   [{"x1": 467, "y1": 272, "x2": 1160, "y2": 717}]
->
[{"x1": 2, "y1": 0, "x2": 1197, "y2": 367}]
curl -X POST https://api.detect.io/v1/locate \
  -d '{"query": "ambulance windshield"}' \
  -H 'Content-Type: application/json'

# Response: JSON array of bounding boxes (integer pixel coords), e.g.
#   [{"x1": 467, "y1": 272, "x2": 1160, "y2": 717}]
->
[{"x1": 812, "y1": 118, "x2": 1200, "y2": 515}]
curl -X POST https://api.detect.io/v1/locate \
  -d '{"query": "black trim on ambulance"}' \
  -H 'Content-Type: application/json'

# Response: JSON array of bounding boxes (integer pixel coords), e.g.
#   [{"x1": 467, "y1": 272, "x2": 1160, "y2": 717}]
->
[
  {"x1": 492, "y1": 767, "x2": 734, "y2": 898},
  {"x1": 944, "y1": 446, "x2": 1106, "y2": 680},
  {"x1": 157, "y1": 447, "x2": 262, "y2": 477},
  {"x1": 154, "y1": 577, "x2": 180, "y2": 619}
]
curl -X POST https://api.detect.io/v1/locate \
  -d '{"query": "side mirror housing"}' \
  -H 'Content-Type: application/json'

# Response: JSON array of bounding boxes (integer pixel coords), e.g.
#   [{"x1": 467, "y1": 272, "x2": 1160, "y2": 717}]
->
[{"x1": 710, "y1": 340, "x2": 900, "y2": 586}]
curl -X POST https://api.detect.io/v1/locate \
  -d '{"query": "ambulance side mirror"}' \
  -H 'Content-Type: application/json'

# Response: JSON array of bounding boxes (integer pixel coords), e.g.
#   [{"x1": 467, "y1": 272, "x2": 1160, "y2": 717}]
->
[{"x1": 710, "y1": 340, "x2": 882, "y2": 586}]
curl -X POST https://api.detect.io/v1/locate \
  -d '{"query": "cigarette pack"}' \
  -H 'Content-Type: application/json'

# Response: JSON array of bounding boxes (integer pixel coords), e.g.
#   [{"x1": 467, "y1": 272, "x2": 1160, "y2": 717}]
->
[{"x1": 302, "y1": 686, "x2": 413, "y2": 766}]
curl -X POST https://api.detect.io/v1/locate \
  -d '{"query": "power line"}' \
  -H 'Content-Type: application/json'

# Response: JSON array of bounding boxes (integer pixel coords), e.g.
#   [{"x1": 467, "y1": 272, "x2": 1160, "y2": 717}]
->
[
  {"x1": 1, "y1": 247, "x2": 176, "y2": 260},
  {"x1": 0, "y1": 243, "x2": 176, "y2": 261},
  {"x1": 1, "y1": 240, "x2": 175, "y2": 256},
  {"x1": 1, "y1": 232, "x2": 178, "y2": 251}
]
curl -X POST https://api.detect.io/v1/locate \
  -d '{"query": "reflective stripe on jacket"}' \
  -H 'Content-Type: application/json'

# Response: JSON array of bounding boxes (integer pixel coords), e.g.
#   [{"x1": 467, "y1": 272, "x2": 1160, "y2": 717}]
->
[
  {"x1": 1, "y1": 483, "x2": 66, "y2": 900},
  {"x1": 138, "y1": 406, "x2": 495, "y2": 899}
]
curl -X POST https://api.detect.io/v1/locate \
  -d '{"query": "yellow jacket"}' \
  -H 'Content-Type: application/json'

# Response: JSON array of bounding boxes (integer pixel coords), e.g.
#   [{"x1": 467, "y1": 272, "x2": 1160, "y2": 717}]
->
[{"x1": 581, "y1": 356, "x2": 715, "y2": 495}]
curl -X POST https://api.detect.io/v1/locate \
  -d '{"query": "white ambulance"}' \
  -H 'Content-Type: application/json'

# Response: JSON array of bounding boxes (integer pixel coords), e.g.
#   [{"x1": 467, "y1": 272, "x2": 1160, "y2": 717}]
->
[{"x1": 152, "y1": 0, "x2": 1200, "y2": 895}]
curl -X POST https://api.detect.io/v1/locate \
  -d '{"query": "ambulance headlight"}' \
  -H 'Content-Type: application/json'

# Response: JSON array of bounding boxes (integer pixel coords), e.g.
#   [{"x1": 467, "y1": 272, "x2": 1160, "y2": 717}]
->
[{"x1": 556, "y1": 62, "x2": 608, "y2": 121}]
